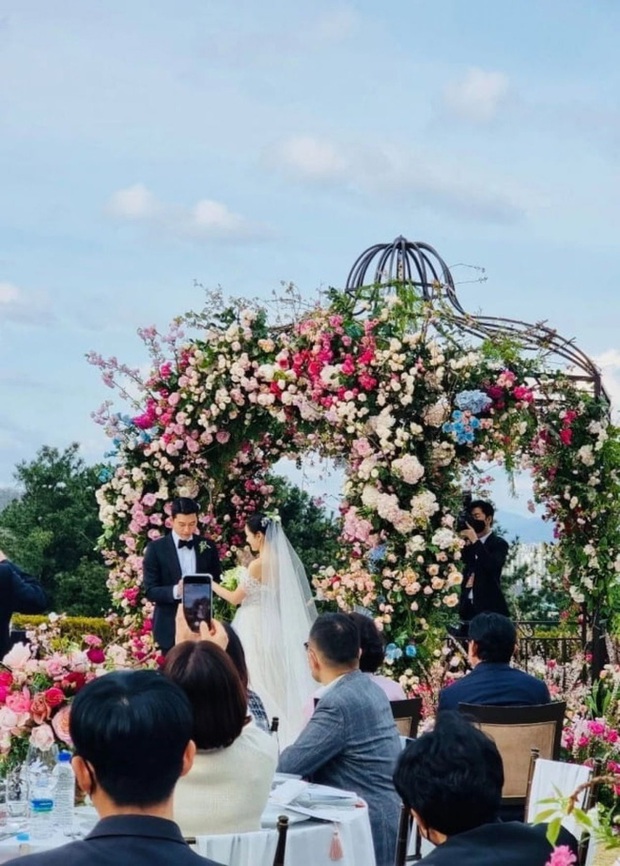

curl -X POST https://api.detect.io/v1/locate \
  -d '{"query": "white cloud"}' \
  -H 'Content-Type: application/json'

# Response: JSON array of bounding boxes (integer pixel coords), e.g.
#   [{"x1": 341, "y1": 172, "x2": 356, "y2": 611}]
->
[
  {"x1": 270, "y1": 135, "x2": 349, "y2": 182},
  {"x1": 266, "y1": 134, "x2": 534, "y2": 224},
  {"x1": 106, "y1": 183, "x2": 162, "y2": 220},
  {"x1": 105, "y1": 185, "x2": 269, "y2": 243},
  {"x1": 443, "y1": 67, "x2": 510, "y2": 123},
  {"x1": 0, "y1": 282, "x2": 54, "y2": 326}
]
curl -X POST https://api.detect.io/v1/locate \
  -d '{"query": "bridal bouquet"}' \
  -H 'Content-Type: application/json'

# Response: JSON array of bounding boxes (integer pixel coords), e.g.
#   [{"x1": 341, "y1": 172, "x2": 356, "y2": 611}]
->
[{"x1": 0, "y1": 615, "x2": 156, "y2": 773}]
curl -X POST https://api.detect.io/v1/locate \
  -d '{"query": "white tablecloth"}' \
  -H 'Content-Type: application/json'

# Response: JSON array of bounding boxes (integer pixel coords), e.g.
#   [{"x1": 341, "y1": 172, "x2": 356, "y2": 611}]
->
[
  {"x1": 0, "y1": 800, "x2": 376, "y2": 866},
  {"x1": 197, "y1": 803, "x2": 376, "y2": 866}
]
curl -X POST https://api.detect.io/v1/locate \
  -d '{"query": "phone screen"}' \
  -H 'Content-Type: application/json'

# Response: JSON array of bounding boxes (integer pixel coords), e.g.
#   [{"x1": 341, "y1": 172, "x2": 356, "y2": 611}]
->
[{"x1": 182, "y1": 575, "x2": 212, "y2": 633}]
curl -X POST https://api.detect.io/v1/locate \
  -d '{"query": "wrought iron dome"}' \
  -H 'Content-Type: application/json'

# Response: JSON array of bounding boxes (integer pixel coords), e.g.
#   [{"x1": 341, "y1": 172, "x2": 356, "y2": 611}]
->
[{"x1": 345, "y1": 235, "x2": 609, "y2": 404}]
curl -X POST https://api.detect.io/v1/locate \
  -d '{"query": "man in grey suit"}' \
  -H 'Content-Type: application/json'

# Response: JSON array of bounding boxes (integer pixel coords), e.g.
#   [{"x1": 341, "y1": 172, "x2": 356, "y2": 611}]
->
[
  {"x1": 7, "y1": 670, "x2": 223, "y2": 866},
  {"x1": 278, "y1": 613, "x2": 402, "y2": 866}
]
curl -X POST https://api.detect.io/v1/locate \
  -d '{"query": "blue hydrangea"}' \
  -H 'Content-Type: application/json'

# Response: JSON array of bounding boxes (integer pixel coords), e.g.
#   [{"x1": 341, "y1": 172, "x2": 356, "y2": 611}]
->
[
  {"x1": 454, "y1": 389, "x2": 492, "y2": 414},
  {"x1": 97, "y1": 467, "x2": 114, "y2": 483},
  {"x1": 405, "y1": 644, "x2": 417, "y2": 658},
  {"x1": 385, "y1": 643, "x2": 403, "y2": 662}
]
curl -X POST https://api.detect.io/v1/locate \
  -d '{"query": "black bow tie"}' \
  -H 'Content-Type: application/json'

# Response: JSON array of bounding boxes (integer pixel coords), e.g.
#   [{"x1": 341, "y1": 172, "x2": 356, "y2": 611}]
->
[{"x1": 178, "y1": 538, "x2": 195, "y2": 550}]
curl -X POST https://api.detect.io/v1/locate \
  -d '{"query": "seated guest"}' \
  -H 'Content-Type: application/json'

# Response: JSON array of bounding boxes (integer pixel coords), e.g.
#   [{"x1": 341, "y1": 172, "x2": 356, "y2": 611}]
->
[
  {"x1": 6, "y1": 670, "x2": 223, "y2": 866},
  {"x1": 223, "y1": 622, "x2": 270, "y2": 732},
  {"x1": 393, "y1": 711, "x2": 577, "y2": 865},
  {"x1": 438, "y1": 612, "x2": 550, "y2": 712},
  {"x1": 278, "y1": 613, "x2": 401, "y2": 866},
  {"x1": 349, "y1": 612, "x2": 407, "y2": 700},
  {"x1": 164, "y1": 640, "x2": 277, "y2": 836}
]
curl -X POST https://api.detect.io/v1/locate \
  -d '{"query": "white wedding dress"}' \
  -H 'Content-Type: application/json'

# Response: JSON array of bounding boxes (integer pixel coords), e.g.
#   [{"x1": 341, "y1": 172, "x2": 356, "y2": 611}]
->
[{"x1": 232, "y1": 523, "x2": 317, "y2": 748}]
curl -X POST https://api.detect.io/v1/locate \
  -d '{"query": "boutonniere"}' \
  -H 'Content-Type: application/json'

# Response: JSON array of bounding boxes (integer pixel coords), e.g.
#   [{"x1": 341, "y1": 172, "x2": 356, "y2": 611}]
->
[{"x1": 197, "y1": 540, "x2": 208, "y2": 556}]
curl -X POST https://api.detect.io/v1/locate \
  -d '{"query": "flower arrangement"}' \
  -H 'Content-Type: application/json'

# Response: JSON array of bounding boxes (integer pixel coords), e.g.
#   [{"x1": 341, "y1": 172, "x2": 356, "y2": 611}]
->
[
  {"x1": 88, "y1": 282, "x2": 620, "y2": 671},
  {"x1": 0, "y1": 616, "x2": 156, "y2": 772}
]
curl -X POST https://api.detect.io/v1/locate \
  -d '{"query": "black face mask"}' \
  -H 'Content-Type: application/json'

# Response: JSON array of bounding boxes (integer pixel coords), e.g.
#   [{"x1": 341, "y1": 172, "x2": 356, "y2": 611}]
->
[{"x1": 466, "y1": 516, "x2": 487, "y2": 535}]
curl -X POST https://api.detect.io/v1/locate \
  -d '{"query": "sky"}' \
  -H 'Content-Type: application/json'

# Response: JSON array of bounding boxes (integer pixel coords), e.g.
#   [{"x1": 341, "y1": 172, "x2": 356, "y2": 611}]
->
[{"x1": 1, "y1": 0, "x2": 619, "y2": 533}]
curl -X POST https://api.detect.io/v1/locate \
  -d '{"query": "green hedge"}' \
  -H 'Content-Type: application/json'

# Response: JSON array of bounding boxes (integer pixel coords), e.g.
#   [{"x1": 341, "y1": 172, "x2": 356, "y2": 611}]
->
[{"x1": 11, "y1": 615, "x2": 116, "y2": 645}]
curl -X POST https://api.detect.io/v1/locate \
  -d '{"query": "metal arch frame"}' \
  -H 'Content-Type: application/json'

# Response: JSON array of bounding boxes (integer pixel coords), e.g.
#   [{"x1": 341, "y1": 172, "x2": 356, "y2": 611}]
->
[{"x1": 344, "y1": 235, "x2": 609, "y2": 404}]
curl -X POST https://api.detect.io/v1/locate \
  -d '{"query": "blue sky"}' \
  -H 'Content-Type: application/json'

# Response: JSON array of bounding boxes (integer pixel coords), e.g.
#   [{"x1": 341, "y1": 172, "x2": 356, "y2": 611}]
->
[{"x1": 1, "y1": 0, "x2": 619, "y2": 525}]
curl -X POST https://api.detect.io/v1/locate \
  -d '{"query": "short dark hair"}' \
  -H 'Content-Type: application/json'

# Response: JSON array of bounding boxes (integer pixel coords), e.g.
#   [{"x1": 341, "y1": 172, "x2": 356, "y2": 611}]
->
[
  {"x1": 469, "y1": 612, "x2": 516, "y2": 663},
  {"x1": 469, "y1": 499, "x2": 494, "y2": 520},
  {"x1": 393, "y1": 711, "x2": 503, "y2": 836},
  {"x1": 163, "y1": 641, "x2": 247, "y2": 749},
  {"x1": 171, "y1": 497, "x2": 200, "y2": 517},
  {"x1": 349, "y1": 612, "x2": 384, "y2": 673},
  {"x1": 223, "y1": 622, "x2": 249, "y2": 691},
  {"x1": 69, "y1": 670, "x2": 192, "y2": 807},
  {"x1": 310, "y1": 613, "x2": 360, "y2": 666},
  {"x1": 245, "y1": 512, "x2": 269, "y2": 534}
]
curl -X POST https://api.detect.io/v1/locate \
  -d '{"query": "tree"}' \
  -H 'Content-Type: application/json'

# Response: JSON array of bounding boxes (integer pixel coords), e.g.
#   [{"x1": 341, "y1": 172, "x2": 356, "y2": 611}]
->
[
  {"x1": 0, "y1": 444, "x2": 110, "y2": 615},
  {"x1": 268, "y1": 474, "x2": 341, "y2": 578}
]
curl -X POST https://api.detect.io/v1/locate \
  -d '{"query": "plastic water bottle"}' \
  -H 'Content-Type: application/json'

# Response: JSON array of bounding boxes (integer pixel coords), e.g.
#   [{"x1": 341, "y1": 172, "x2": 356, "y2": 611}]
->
[
  {"x1": 54, "y1": 751, "x2": 75, "y2": 832},
  {"x1": 26, "y1": 744, "x2": 58, "y2": 840}
]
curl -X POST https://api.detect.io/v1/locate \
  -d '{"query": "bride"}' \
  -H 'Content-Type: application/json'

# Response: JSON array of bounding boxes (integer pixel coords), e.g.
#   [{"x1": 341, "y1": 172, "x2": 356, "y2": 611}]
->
[{"x1": 211, "y1": 513, "x2": 317, "y2": 746}]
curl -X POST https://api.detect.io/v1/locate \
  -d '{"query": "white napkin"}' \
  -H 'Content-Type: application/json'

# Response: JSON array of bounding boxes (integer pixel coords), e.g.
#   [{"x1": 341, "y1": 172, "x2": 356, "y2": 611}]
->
[{"x1": 269, "y1": 779, "x2": 308, "y2": 806}]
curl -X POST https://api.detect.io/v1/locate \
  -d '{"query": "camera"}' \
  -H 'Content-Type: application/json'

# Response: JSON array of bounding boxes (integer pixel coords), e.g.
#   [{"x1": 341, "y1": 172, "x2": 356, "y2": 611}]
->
[{"x1": 456, "y1": 492, "x2": 486, "y2": 535}]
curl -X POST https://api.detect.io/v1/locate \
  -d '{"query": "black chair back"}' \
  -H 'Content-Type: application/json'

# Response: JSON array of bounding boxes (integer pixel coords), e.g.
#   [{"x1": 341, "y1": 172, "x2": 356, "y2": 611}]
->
[{"x1": 390, "y1": 698, "x2": 423, "y2": 739}]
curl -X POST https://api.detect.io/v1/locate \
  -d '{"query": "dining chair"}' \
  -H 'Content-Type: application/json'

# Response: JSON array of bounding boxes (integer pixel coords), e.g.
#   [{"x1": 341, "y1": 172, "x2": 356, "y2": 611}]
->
[
  {"x1": 458, "y1": 701, "x2": 567, "y2": 817},
  {"x1": 390, "y1": 698, "x2": 423, "y2": 739}
]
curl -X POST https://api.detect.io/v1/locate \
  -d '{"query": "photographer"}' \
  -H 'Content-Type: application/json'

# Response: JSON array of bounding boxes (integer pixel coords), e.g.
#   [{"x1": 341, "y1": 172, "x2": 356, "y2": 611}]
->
[{"x1": 457, "y1": 499, "x2": 509, "y2": 632}]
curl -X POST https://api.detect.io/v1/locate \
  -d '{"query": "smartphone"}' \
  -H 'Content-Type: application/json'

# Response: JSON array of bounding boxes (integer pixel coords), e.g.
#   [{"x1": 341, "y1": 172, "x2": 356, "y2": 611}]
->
[{"x1": 182, "y1": 574, "x2": 213, "y2": 633}]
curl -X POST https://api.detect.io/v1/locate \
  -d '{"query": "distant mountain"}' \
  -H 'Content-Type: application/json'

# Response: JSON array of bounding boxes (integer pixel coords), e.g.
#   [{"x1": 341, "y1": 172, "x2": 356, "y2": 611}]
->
[
  {"x1": 0, "y1": 487, "x2": 19, "y2": 513},
  {"x1": 498, "y1": 511, "x2": 555, "y2": 544}
]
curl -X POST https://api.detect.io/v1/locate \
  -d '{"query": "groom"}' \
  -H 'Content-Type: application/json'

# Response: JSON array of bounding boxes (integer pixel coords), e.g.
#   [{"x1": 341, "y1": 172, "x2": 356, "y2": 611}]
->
[{"x1": 143, "y1": 497, "x2": 221, "y2": 654}]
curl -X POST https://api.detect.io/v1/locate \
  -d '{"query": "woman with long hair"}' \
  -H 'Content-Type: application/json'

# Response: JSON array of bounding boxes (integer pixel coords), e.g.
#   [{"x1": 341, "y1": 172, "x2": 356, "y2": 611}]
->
[
  {"x1": 211, "y1": 513, "x2": 317, "y2": 746},
  {"x1": 163, "y1": 639, "x2": 277, "y2": 836}
]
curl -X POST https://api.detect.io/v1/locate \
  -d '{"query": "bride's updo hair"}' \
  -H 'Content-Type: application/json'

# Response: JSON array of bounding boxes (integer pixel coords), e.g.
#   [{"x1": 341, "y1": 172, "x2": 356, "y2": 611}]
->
[{"x1": 246, "y1": 513, "x2": 270, "y2": 534}]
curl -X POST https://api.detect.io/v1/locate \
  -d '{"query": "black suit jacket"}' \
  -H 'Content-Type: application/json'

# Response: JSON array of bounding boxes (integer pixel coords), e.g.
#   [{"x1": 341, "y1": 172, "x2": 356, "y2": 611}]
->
[
  {"x1": 6, "y1": 814, "x2": 224, "y2": 866},
  {"x1": 0, "y1": 561, "x2": 48, "y2": 659},
  {"x1": 143, "y1": 533, "x2": 221, "y2": 652},
  {"x1": 458, "y1": 532, "x2": 509, "y2": 621},
  {"x1": 416, "y1": 821, "x2": 576, "y2": 866}
]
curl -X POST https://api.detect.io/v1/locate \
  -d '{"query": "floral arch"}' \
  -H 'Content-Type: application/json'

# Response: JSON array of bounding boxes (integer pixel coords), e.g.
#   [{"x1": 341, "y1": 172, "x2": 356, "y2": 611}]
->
[{"x1": 90, "y1": 236, "x2": 620, "y2": 672}]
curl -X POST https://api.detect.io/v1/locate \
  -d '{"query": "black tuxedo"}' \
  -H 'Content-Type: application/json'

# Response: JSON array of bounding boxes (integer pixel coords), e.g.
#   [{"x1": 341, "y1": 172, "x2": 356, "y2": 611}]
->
[
  {"x1": 416, "y1": 821, "x2": 576, "y2": 866},
  {"x1": 143, "y1": 534, "x2": 221, "y2": 652},
  {"x1": 458, "y1": 531, "x2": 509, "y2": 622},
  {"x1": 0, "y1": 561, "x2": 48, "y2": 658},
  {"x1": 6, "y1": 814, "x2": 224, "y2": 866}
]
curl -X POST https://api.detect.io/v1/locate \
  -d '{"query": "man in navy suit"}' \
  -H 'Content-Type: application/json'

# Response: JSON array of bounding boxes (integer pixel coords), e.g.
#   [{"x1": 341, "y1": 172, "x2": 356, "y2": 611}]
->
[
  {"x1": 143, "y1": 497, "x2": 221, "y2": 653},
  {"x1": 438, "y1": 613, "x2": 550, "y2": 712},
  {"x1": 0, "y1": 550, "x2": 48, "y2": 658},
  {"x1": 393, "y1": 711, "x2": 576, "y2": 866},
  {"x1": 6, "y1": 670, "x2": 223, "y2": 866}
]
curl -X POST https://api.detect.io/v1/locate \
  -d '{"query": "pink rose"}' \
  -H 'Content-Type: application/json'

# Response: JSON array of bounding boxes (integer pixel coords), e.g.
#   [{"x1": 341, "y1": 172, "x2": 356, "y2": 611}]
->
[
  {"x1": 44, "y1": 687, "x2": 65, "y2": 708},
  {"x1": 86, "y1": 648, "x2": 106, "y2": 664},
  {"x1": 30, "y1": 723, "x2": 56, "y2": 751},
  {"x1": 30, "y1": 693, "x2": 51, "y2": 724},
  {"x1": 51, "y1": 706, "x2": 73, "y2": 746},
  {"x1": 6, "y1": 688, "x2": 31, "y2": 714}
]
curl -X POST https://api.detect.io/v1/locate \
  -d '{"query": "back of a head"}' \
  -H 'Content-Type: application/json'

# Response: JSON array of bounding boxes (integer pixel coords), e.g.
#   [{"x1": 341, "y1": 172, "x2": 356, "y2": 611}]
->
[
  {"x1": 310, "y1": 613, "x2": 360, "y2": 666},
  {"x1": 171, "y1": 497, "x2": 200, "y2": 517},
  {"x1": 393, "y1": 711, "x2": 504, "y2": 836},
  {"x1": 348, "y1": 612, "x2": 385, "y2": 673},
  {"x1": 469, "y1": 612, "x2": 516, "y2": 663},
  {"x1": 70, "y1": 670, "x2": 193, "y2": 807},
  {"x1": 163, "y1": 640, "x2": 247, "y2": 749},
  {"x1": 223, "y1": 622, "x2": 249, "y2": 691}
]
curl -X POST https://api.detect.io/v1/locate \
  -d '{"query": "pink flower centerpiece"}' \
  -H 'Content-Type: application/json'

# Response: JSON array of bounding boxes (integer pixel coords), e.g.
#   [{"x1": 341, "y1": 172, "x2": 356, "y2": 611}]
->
[{"x1": 0, "y1": 616, "x2": 156, "y2": 773}]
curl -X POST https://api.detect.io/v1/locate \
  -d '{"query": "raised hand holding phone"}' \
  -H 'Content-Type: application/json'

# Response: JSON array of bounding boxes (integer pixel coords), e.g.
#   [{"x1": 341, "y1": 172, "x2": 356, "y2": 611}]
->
[{"x1": 182, "y1": 574, "x2": 213, "y2": 633}]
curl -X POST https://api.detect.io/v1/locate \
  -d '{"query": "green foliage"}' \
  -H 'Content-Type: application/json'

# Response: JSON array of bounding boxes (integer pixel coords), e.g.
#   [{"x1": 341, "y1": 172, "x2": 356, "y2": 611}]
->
[
  {"x1": 11, "y1": 614, "x2": 115, "y2": 644},
  {"x1": 0, "y1": 444, "x2": 111, "y2": 615}
]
